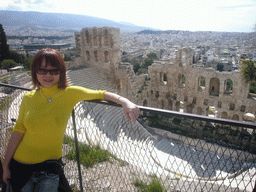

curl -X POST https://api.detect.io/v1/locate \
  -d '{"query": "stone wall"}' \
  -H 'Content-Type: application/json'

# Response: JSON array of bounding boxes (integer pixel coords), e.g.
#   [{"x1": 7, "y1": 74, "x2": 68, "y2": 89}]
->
[
  {"x1": 75, "y1": 27, "x2": 121, "y2": 84},
  {"x1": 142, "y1": 48, "x2": 256, "y2": 123},
  {"x1": 65, "y1": 57, "x2": 85, "y2": 70},
  {"x1": 74, "y1": 27, "x2": 256, "y2": 125}
]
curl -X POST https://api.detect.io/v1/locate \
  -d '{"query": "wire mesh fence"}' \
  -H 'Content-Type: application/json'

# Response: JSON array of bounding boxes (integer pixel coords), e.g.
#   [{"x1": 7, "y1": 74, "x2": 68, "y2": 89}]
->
[{"x1": 1, "y1": 84, "x2": 256, "y2": 192}]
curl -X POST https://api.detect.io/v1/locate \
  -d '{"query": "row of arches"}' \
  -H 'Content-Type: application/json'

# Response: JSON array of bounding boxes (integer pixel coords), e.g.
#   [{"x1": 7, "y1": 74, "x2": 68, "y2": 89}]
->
[
  {"x1": 149, "y1": 87, "x2": 249, "y2": 114},
  {"x1": 143, "y1": 99, "x2": 242, "y2": 121},
  {"x1": 83, "y1": 29, "x2": 113, "y2": 47},
  {"x1": 159, "y1": 72, "x2": 234, "y2": 96},
  {"x1": 198, "y1": 76, "x2": 233, "y2": 96},
  {"x1": 84, "y1": 50, "x2": 110, "y2": 62}
]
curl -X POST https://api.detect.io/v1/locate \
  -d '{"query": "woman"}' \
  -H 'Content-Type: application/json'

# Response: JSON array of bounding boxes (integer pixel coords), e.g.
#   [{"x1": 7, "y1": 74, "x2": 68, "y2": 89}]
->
[{"x1": 2, "y1": 48, "x2": 140, "y2": 191}]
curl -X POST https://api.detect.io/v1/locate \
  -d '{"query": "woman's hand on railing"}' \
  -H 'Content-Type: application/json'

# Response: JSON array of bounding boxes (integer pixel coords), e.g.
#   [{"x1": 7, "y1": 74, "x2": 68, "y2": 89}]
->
[
  {"x1": 121, "y1": 99, "x2": 140, "y2": 123},
  {"x1": 104, "y1": 92, "x2": 140, "y2": 122}
]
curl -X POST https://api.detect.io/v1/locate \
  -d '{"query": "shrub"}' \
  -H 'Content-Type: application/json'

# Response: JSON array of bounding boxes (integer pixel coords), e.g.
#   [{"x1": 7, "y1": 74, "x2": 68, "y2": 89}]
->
[
  {"x1": 240, "y1": 60, "x2": 256, "y2": 84},
  {"x1": 64, "y1": 135, "x2": 112, "y2": 168},
  {"x1": 133, "y1": 177, "x2": 166, "y2": 192},
  {"x1": 1, "y1": 59, "x2": 18, "y2": 71}
]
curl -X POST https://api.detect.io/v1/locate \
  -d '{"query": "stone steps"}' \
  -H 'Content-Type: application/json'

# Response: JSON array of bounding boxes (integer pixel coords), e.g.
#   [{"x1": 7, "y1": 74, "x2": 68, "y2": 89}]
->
[
  {"x1": 66, "y1": 67, "x2": 154, "y2": 155},
  {"x1": 67, "y1": 68, "x2": 115, "y2": 92}
]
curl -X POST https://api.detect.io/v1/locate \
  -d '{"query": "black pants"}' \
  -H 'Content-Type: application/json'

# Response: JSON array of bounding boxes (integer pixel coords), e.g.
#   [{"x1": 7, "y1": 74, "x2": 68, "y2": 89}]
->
[{"x1": 9, "y1": 158, "x2": 72, "y2": 192}]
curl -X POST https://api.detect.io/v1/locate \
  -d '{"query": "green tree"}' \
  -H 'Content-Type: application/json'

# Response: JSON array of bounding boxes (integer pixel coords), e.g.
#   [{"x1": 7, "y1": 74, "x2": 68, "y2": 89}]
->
[
  {"x1": 0, "y1": 24, "x2": 9, "y2": 63},
  {"x1": 23, "y1": 56, "x2": 33, "y2": 70},
  {"x1": 8, "y1": 50, "x2": 25, "y2": 64},
  {"x1": 226, "y1": 79, "x2": 233, "y2": 91},
  {"x1": 240, "y1": 60, "x2": 256, "y2": 84},
  {"x1": 147, "y1": 52, "x2": 157, "y2": 60},
  {"x1": 1, "y1": 59, "x2": 18, "y2": 71},
  {"x1": 64, "y1": 54, "x2": 72, "y2": 61},
  {"x1": 217, "y1": 63, "x2": 224, "y2": 72},
  {"x1": 121, "y1": 58, "x2": 130, "y2": 63},
  {"x1": 142, "y1": 58, "x2": 153, "y2": 69},
  {"x1": 131, "y1": 60, "x2": 140, "y2": 74},
  {"x1": 137, "y1": 68, "x2": 148, "y2": 75},
  {"x1": 249, "y1": 82, "x2": 256, "y2": 93}
]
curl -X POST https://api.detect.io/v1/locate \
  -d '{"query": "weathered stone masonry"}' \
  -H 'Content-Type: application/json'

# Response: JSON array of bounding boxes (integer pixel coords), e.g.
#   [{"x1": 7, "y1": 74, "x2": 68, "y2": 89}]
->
[
  {"x1": 75, "y1": 27, "x2": 120, "y2": 83},
  {"x1": 75, "y1": 27, "x2": 256, "y2": 124}
]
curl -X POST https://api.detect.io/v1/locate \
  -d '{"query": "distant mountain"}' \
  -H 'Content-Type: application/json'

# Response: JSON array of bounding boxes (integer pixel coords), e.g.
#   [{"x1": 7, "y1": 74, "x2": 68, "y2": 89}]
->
[
  {"x1": 118, "y1": 22, "x2": 139, "y2": 27},
  {"x1": 0, "y1": 10, "x2": 153, "y2": 32}
]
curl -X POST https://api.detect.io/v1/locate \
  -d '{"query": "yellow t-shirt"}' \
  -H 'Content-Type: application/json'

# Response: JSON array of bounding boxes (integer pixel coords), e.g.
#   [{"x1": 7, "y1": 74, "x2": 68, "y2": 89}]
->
[{"x1": 12, "y1": 84, "x2": 106, "y2": 164}]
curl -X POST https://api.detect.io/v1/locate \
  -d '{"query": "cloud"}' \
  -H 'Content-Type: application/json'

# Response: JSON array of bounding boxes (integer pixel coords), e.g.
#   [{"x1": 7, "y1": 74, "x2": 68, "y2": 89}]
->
[
  {"x1": 0, "y1": 0, "x2": 52, "y2": 12},
  {"x1": 218, "y1": 4, "x2": 256, "y2": 9},
  {"x1": 24, "y1": 0, "x2": 45, "y2": 4},
  {"x1": 33, "y1": 0, "x2": 45, "y2": 4},
  {"x1": 0, "y1": 0, "x2": 254, "y2": 32},
  {"x1": 5, "y1": 4, "x2": 22, "y2": 11},
  {"x1": 13, "y1": 0, "x2": 22, "y2": 4}
]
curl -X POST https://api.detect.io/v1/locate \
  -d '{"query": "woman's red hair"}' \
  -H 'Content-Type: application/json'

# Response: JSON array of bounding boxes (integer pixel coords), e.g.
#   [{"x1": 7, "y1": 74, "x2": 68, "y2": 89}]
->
[{"x1": 31, "y1": 48, "x2": 69, "y2": 89}]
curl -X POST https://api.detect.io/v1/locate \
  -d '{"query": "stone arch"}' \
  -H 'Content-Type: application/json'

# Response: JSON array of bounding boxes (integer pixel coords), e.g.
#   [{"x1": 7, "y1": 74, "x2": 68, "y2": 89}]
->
[
  {"x1": 110, "y1": 37, "x2": 114, "y2": 48},
  {"x1": 85, "y1": 30, "x2": 90, "y2": 44},
  {"x1": 207, "y1": 106, "x2": 217, "y2": 117},
  {"x1": 229, "y1": 103, "x2": 235, "y2": 110},
  {"x1": 143, "y1": 100, "x2": 147, "y2": 106},
  {"x1": 221, "y1": 112, "x2": 228, "y2": 119},
  {"x1": 168, "y1": 99, "x2": 173, "y2": 110},
  {"x1": 103, "y1": 29, "x2": 109, "y2": 46},
  {"x1": 94, "y1": 50, "x2": 98, "y2": 61},
  {"x1": 249, "y1": 82, "x2": 256, "y2": 94},
  {"x1": 197, "y1": 107, "x2": 203, "y2": 115},
  {"x1": 224, "y1": 79, "x2": 233, "y2": 95},
  {"x1": 93, "y1": 28, "x2": 97, "y2": 46},
  {"x1": 178, "y1": 74, "x2": 186, "y2": 88},
  {"x1": 193, "y1": 54, "x2": 196, "y2": 63},
  {"x1": 98, "y1": 30, "x2": 102, "y2": 47},
  {"x1": 143, "y1": 100, "x2": 148, "y2": 115},
  {"x1": 175, "y1": 101, "x2": 180, "y2": 111},
  {"x1": 86, "y1": 51, "x2": 90, "y2": 61},
  {"x1": 232, "y1": 114, "x2": 239, "y2": 121},
  {"x1": 198, "y1": 76, "x2": 205, "y2": 91},
  {"x1": 179, "y1": 51, "x2": 187, "y2": 66},
  {"x1": 186, "y1": 104, "x2": 193, "y2": 113},
  {"x1": 155, "y1": 91, "x2": 159, "y2": 98},
  {"x1": 116, "y1": 79, "x2": 121, "y2": 91},
  {"x1": 165, "y1": 92, "x2": 170, "y2": 99},
  {"x1": 160, "y1": 72, "x2": 167, "y2": 85},
  {"x1": 176, "y1": 48, "x2": 193, "y2": 66},
  {"x1": 161, "y1": 100, "x2": 164, "y2": 109},
  {"x1": 104, "y1": 51, "x2": 109, "y2": 62},
  {"x1": 179, "y1": 101, "x2": 184, "y2": 112},
  {"x1": 209, "y1": 77, "x2": 220, "y2": 96}
]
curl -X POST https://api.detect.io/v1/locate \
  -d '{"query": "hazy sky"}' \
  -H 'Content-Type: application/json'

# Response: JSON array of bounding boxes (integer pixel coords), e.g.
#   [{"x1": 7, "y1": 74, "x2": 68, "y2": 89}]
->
[{"x1": 1, "y1": 0, "x2": 256, "y2": 32}]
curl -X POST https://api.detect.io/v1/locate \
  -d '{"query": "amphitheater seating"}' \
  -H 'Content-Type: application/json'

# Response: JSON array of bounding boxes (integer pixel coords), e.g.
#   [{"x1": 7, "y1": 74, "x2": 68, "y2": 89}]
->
[
  {"x1": 66, "y1": 67, "x2": 255, "y2": 183},
  {"x1": 66, "y1": 68, "x2": 156, "y2": 164},
  {"x1": 67, "y1": 68, "x2": 115, "y2": 92}
]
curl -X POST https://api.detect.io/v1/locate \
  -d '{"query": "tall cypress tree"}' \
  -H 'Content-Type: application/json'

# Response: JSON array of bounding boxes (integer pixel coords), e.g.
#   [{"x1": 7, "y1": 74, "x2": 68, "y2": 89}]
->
[{"x1": 0, "y1": 24, "x2": 9, "y2": 63}]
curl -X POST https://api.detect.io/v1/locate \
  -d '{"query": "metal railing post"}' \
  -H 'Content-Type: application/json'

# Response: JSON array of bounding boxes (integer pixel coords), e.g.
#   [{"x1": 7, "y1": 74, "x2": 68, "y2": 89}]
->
[{"x1": 72, "y1": 109, "x2": 83, "y2": 192}]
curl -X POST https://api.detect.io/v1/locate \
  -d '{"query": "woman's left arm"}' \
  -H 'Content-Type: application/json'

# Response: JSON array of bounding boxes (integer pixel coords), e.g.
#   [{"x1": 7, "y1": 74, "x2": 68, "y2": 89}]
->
[{"x1": 104, "y1": 92, "x2": 140, "y2": 122}]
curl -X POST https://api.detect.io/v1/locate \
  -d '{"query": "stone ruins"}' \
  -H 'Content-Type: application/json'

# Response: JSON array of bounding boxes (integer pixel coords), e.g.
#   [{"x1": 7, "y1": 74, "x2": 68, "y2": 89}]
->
[{"x1": 74, "y1": 27, "x2": 256, "y2": 123}]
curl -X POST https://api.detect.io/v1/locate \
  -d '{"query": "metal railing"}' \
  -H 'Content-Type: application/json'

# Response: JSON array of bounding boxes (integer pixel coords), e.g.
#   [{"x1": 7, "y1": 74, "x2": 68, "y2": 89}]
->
[{"x1": 0, "y1": 82, "x2": 256, "y2": 192}]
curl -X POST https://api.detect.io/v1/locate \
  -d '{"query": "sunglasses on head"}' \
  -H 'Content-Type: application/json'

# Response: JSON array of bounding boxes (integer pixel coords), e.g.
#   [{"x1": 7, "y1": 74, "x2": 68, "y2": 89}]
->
[{"x1": 36, "y1": 68, "x2": 60, "y2": 75}]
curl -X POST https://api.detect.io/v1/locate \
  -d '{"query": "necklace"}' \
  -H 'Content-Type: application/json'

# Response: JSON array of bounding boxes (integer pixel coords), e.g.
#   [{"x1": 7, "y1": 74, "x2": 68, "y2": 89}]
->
[{"x1": 40, "y1": 88, "x2": 59, "y2": 103}]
